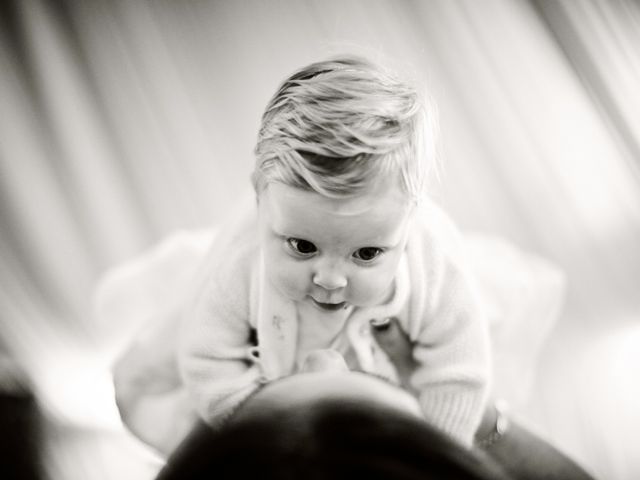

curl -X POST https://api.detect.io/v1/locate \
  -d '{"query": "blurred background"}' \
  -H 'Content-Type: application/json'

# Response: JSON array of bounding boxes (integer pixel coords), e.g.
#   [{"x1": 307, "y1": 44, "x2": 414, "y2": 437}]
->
[{"x1": 1, "y1": 0, "x2": 639, "y2": 479}]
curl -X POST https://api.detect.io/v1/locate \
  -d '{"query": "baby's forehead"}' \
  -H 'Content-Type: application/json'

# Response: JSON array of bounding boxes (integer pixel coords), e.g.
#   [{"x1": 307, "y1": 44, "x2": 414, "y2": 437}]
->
[
  {"x1": 267, "y1": 185, "x2": 412, "y2": 230},
  {"x1": 266, "y1": 182, "x2": 411, "y2": 213},
  {"x1": 311, "y1": 195, "x2": 404, "y2": 217},
  {"x1": 261, "y1": 183, "x2": 413, "y2": 246}
]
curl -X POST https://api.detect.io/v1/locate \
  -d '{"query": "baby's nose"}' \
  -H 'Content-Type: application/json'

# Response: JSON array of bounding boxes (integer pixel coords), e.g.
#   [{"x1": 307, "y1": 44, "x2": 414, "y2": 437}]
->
[{"x1": 312, "y1": 269, "x2": 347, "y2": 290}]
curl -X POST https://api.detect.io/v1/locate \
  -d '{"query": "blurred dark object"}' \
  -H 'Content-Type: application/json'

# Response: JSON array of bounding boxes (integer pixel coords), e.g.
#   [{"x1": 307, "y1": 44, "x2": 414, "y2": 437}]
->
[{"x1": 0, "y1": 356, "x2": 44, "y2": 480}]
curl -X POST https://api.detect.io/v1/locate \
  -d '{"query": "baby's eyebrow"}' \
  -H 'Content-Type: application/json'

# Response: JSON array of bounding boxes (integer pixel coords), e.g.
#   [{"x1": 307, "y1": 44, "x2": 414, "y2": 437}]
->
[
  {"x1": 357, "y1": 242, "x2": 395, "y2": 250},
  {"x1": 270, "y1": 225, "x2": 310, "y2": 240}
]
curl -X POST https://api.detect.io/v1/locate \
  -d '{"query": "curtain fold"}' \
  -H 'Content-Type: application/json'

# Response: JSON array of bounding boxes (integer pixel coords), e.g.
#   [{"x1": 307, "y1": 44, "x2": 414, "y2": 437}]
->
[{"x1": 1, "y1": 1, "x2": 639, "y2": 477}]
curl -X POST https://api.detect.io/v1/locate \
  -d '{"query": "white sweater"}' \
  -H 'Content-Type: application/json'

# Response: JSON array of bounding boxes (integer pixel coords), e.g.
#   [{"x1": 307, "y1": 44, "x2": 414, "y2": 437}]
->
[{"x1": 178, "y1": 199, "x2": 490, "y2": 446}]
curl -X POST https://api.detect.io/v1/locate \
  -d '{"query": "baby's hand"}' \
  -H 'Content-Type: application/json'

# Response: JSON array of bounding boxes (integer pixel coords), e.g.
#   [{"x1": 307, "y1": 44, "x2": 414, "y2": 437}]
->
[
  {"x1": 300, "y1": 349, "x2": 349, "y2": 373},
  {"x1": 370, "y1": 318, "x2": 418, "y2": 396}
]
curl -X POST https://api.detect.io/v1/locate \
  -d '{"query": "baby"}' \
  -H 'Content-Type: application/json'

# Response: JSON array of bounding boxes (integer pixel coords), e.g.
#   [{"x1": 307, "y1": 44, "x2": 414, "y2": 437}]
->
[{"x1": 178, "y1": 56, "x2": 490, "y2": 447}]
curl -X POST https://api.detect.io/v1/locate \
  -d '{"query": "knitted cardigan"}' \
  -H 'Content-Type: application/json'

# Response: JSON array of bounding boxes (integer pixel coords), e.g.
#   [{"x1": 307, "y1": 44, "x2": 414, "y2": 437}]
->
[{"x1": 178, "y1": 199, "x2": 490, "y2": 447}]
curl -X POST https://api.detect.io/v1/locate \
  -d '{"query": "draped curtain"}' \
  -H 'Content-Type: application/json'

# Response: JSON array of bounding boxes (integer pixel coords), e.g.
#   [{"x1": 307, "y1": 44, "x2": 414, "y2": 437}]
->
[{"x1": 1, "y1": 1, "x2": 639, "y2": 479}]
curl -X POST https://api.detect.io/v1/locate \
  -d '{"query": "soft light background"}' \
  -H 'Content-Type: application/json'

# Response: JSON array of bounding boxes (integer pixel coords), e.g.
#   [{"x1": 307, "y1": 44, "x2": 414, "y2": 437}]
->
[{"x1": 1, "y1": 1, "x2": 639, "y2": 479}]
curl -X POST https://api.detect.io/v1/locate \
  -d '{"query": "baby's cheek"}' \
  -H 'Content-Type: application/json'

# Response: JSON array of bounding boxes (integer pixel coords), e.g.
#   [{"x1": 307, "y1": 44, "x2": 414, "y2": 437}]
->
[
  {"x1": 271, "y1": 262, "x2": 309, "y2": 300},
  {"x1": 350, "y1": 271, "x2": 391, "y2": 305},
  {"x1": 353, "y1": 257, "x2": 401, "y2": 304}
]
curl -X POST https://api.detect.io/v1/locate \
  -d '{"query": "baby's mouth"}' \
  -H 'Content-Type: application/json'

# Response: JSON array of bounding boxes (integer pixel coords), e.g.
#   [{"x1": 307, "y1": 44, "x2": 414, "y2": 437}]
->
[{"x1": 311, "y1": 298, "x2": 347, "y2": 311}]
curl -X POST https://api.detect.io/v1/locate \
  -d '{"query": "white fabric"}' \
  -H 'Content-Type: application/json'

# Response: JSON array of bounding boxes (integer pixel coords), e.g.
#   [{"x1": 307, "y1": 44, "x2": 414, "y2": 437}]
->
[
  {"x1": 95, "y1": 224, "x2": 565, "y2": 454},
  {"x1": 178, "y1": 201, "x2": 491, "y2": 446}
]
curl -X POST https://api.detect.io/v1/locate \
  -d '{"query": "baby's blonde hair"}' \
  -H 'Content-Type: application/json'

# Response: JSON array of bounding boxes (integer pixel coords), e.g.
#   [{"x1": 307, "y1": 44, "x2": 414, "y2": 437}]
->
[{"x1": 253, "y1": 56, "x2": 438, "y2": 202}]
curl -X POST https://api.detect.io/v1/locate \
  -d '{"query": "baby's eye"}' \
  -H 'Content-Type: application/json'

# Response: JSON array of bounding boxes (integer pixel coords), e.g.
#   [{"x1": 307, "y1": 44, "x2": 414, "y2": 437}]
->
[
  {"x1": 353, "y1": 247, "x2": 383, "y2": 262},
  {"x1": 286, "y1": 238, "x2": 317, "y2": 256}
]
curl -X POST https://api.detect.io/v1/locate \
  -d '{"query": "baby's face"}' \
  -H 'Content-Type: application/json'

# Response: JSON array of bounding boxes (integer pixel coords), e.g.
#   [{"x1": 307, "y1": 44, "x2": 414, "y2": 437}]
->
[{"x1": 258, "y1": 182, "x2": 413, "y2": 315}]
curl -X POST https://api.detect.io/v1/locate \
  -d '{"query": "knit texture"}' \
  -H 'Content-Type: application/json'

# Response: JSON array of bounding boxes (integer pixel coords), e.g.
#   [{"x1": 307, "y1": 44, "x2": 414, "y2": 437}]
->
[{"x1": 178, "y1": 199, "x2": 491, "y2": 446}]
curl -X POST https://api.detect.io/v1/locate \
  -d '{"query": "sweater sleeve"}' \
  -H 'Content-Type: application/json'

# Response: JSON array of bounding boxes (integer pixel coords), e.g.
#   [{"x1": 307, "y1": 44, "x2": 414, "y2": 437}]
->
[
  {"x1": 408, "y1": 205, "x2": 491, "y2": 447},
  {"x1": 177, "y1": 235, "x2": 262, "y2": 427}
]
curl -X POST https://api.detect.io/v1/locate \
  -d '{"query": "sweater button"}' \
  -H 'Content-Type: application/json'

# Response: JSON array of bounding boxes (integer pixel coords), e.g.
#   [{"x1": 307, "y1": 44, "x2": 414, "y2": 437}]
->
[{"x1": 247, "y1": 346, "x2": 260, "y2": 360}]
